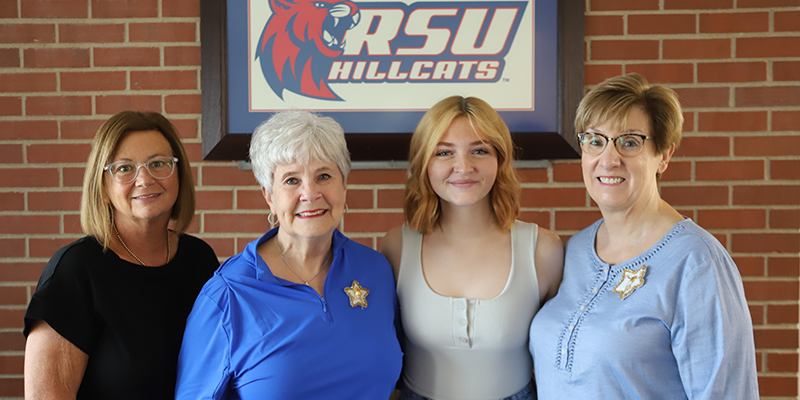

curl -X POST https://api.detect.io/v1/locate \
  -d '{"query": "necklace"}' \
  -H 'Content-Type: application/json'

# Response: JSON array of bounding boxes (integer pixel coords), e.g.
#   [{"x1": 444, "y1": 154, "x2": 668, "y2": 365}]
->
[
  {"x1": 113, "y1": 223, "x2": 170, "y2": 267},
  {"x1": 277, "y1": 241, "x2": 332, "y2": 286}
]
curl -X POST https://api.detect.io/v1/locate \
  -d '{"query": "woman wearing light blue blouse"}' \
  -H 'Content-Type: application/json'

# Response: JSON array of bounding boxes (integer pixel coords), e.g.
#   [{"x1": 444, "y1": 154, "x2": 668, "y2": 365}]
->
[
  {"x1": 529, "y1": 73, "x2": 758, "y2": 399},
  {"x1": 175, "y1": 111, "x2": 402, "y2": 399}
]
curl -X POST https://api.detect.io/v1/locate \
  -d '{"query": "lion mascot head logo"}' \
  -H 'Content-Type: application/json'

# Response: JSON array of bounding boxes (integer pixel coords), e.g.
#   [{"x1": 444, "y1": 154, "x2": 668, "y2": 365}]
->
[{"x1": 256, "y1": 0, "x2": 361, "y2": 101}]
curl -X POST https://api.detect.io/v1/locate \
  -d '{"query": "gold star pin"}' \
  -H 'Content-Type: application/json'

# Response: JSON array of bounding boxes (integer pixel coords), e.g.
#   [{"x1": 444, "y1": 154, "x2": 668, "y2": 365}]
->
[
  {"x1": 344, "y1": 280, "x2": 369, "y2": 309},
  {"x1": 612, "y1": 265, "x2": 647, "y2": 300}
]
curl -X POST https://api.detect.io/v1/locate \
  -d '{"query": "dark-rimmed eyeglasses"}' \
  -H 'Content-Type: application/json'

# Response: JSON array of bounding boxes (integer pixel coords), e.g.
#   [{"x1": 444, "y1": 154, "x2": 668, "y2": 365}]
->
[
  {"x1": 577, "y1": 132, "x2": 651, "y2": 157},
  {"x1": 103, "y1": 156, "x2": 178, "y2": 184}
]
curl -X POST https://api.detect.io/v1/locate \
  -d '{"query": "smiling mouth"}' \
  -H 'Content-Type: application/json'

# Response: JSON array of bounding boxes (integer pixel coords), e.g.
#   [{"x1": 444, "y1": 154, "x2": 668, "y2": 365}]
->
[
  {"x1": 297, "y1": 210, "x2": 328, "y2": 217},
  {"x1": 598, "y1": 177, "x2": 624, "y2": 184},
  {"x1": 133, "y1": 193, "x2": 160, "y2": 199}
]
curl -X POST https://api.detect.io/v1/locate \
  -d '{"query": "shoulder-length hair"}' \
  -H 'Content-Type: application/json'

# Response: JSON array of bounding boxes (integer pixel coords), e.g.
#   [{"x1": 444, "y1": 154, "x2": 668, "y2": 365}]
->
[
  {"x1": 80, "y1": 111, "x2": 195, "y2": 249},
  {"x1": 405, "y1": 96, "x2": 520, "y2": 234}
]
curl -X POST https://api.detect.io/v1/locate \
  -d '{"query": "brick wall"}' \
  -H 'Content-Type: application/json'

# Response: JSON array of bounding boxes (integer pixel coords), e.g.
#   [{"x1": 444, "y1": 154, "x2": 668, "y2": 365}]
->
[{"x1": 0, "y1": 0, "x2": 798, "y2": 398}]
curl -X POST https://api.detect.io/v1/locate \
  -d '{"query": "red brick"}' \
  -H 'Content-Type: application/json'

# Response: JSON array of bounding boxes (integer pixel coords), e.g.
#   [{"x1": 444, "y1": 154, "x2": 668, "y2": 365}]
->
[
  {"x1": 774, "y1": 11, "x2": 800, "y2": 32},
  {"x1": 0, "y1": 24, "x2": 54, "y2": 43},
  {"x1": 628, "y1": 14, "x2": 696, "y2": 34},
  {"x1": 22, "y1": 0, "x2": 87, "y2": 17},
  {"x1": 673, "y1": 136, "x2": 730, "y2": 157},
  {"x1": 664, "y1": 0, "x2": 732, "y2": 8},
  {"x1": 0, "y1": 309, "x2": 25, "y2": 328},
  {"x1": 94, "y1": 47, "x2": 159, "y2": 67},
  {"x1": 0, "y1": 72, "x2": 56, "y2": 93},
  {"x1": 203, "y1": 166, "x2": 258, "y2": 186},
  {"x1": 343, "y1": 212, "x2": 404, "y2": 232},
  {"x1": 552, "y1": 162, "x2": 582, "y2": 183},
  {"x1": 734, "y1": 256, "x2": 765, "y2": 277},
  {"x1": 584, "y1": 64, "x2": 623, "y2": 85},
  {"x1": 163, "y1": 0, "x2": 199, "y2": 17},
  {"x1": 774, "y1": 61, "x2": 800, "y2": 83},
  {"x1": 26, "y1": 96, "x2": 92, "y2": 116},
  {"x1": 0, "y1": 286, "x2": 27, "y2": 306},
  {"x1": 772, "y1": 160, "x2": 800, "y2": 181},
  {"x1": 697, "y1": 62, "x2": 766, "y2": 83},
  {"x1": 660, "y1": 161, "x2": 690, "y2": 181},
  {"x1": 590, "y1": 0, "x2": 659, "y2": 10},
  {"x1": 0, "y1": 1, "x2": 17, "y2": 17},
  {"x1": 738, "y1": 37, "x2": 800, "y2": 58},
  {"x1": 521, "y1": 188, "x2": 587, "y2": 208},
  {"x1": 350, "y1": 237, "x2": 374, "y2": 248},
  {"x1": 236, "y1": 190, "x2": 265, "y2": 209},
  {"x1": 344, "y1": 188, "x2": 372, "y2": 209},
  {"x1": 0, "y1": 376, "x2": 24, "y2": 397},
  {"x1": 61, "y1": 120, "x2": 103, "y2": 139},
  {"x1": 626, "y1": 63, "x2": 694, "y2": 84},
  {"x1": 23, "y1": 48, "x2": 89, "y2": 68},
  {"x1": 200, "y1": 237, "x2": 233, "y2": 258},
  {"x1": 696, "y1": 160, "x2": 764, "y2": 181},
  {"x1": 181, "y1": 143, "x2": 203, "y2": 163},
  {"x1": 0, "y1": 49, "x2": 20, "y2": 67},
  {"x1": 171, "y1": 119, "x2": 198, "y2": 139},
  {"x1": 661, "y1": 186, "x2": 728, "y2": 206},
  {"x1": 517, "y1": 168, "x2": 548, "y2": 183},
  {"x1": 585, "y1": 15, "x2": 623, "y2": 36},
  {"x1": 758, "y1": 376, "x2": 799, "y2": 397},
  {"x1": 735, "y1": 185, "x2": 800, "y2": 206},
  {"x1": 130, "y1": 22, "x2": 196, "y2": 42},
  {"x1": 0, "y1": 193, "x2": 24, "y2": 211},
  {"x1": 195, "y1": 190, "x2": 233, "y2": 210},
  {"x1": 165, "y1": 94, "x2": 201, "y2": 113},
  {"x1": 699, "y1": 12, "x2": 768, "y2": 33},
  {"x1": 734, "y1": 233, "x2": 800, "y2": 253},
  {"x1": 28, "y1": 191, "x2": 81, "y2": 211},
  {"x1": 697, "y1": 209, "x2": 766, "y2": 230},
  {"x1": 739, "y1": 0, "x2": 800, "y2": 7},
  {"x1": 0, "y1": 355, "x2": 24, "y2": 375},
  {"x1": 61, "y1": 71, "x2": 126, "y2": 92},
  {"x1": 64, "y1": 214, "x2": 82, "y2": 233},
  {"x1": 29, "y1": 238, "x2": 81, "y2": 258},
  {"x1": 749, "y1": 304, "x2": 765, "y2": 325},
  {"x1": 92, "y1": 0, "x2": 157, "y2": 18},
  {"x1": 673, "y1": 87, "x2": 729, "y2": 108},
  {"x1": 770, "y1": 257, "x2": 799, "y2": 277},
  {"x1": 0, "y1": 332, "x2": 25, "y2": 352},
  {"x1": 165, "y1": 46, "x2": 201, "y2": 66},
  {"x1": 63, "y1": 168, "x2": 85, "y2": 187},
  {"x1": 0, "y1": 97, "x2": 22, "y2": 116},
  {"x1": 770, "y1": 209, "x2": 800, "y2": 229},
  {"x1": 591, "y1": 40, "x2": 659, "y2": 61},
  {"x1": 734, "y1": 136, "x2": 800, "y2": 156},
  {"x1": 205, "y1": 213, "x2": 271, "y2": 233},
  {"x1": 27, "y1": 144, "x2": 91, "y2": 163},
  {"x1": 0, "y1": 216, "x2": 59, "y2": 234},
  {"x1": 377, "y1": 189, "x2": 404, "y2": 209},
  {"x1": 0, "y1": 168, "x2": 58, "y2": 187},
  {"x1": 0, "y1": 145, "x2": 23, "y2": 164},
  {"x1": 736, "y1": 86, "x2": 800, "y2": 107},
  {"x1": 347, "y1": 170, "x2": 406, "y2": 184},
  {"x1": 234, "y1": 236, "x2": 262, "y2": 252},
  {"x1": 95, "y1": 95, "x2": 161, "y2": 114},
  {"x1": 663, "y1": 39, "x2": 731, "y2": 59},
  {"x1": 0, "y1": 239, "x2": 25, "y2": 258},
  {"x1": 0, "y1": 262, "x2": 45, "y2": 281},
  {"x1": 59, "y1": 23, "x2": 124, "y2": 43},
  {"x1": 131, "y1": 71, "x2": 196, "y2": 91},
  {"x1": 767, "y1": 352, "x2": 798, "y2": 373},
  {"x1": 768, "y1": 303, "x2": 799, "y2": 324},
  {"x1": 698, "y1": 111, "x2": 767, "y2": 132},
  {"x1": 747, "y1": 282, "x2": 799, "y2": 302},
  {"x1": 554, "y1": 210, "x2": 603, "y2": 231}
]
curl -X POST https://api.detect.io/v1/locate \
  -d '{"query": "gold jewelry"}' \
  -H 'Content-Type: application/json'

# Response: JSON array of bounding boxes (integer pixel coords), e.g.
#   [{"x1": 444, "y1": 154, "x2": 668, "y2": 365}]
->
[
  {"x1": 344, "y1": 280, "x2": 369, "y2": 309},
  {"x1": 613, "y1": 265, "x2": 647, "y2": 300},
  {"x1": 276, "y1": 240, "x2": 332, "y2": 286},
  {"x1": 113, "y1": 223, "x2": 170, "y2": 267}
]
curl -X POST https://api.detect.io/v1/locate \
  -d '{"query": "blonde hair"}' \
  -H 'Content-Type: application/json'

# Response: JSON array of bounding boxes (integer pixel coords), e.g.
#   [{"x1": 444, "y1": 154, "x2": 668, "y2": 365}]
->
[
  {"x1": 405, "y1": 96, "x2": 520, "y2": 234},
  {"x1": 80, "y1": 111, "x2": 195, "y2": 248},
  {"x1": 575, "y1": 73, "x2": 683, "y2": 155}
]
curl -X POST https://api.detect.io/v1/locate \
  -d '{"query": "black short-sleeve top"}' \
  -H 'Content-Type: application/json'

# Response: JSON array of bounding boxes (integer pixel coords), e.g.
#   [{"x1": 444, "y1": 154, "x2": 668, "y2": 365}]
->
[{"x1": 24, "y1": 234, "x2": 219, "y2": 400}]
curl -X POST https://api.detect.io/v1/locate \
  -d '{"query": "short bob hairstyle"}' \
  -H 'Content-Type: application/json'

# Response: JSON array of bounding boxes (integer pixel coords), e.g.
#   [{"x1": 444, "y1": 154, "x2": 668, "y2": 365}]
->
[
  {"x1": 575, "y1": 73, "x2": 683, "y2": 156},
  {"x1": 81, "y1": 111, "x2": 195, "y2": 249},
  {"x1": 249, "y1": 110, "x2": 351, "y2": 193},
  {"x1": 405, "y1": 96, "x2": 520, "y2": 234}
]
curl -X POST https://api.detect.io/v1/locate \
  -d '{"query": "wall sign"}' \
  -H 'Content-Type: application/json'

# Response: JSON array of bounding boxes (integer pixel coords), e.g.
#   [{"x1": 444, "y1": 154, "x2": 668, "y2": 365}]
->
[{"x1": 201, "y1": 0, "x2": 584, "y2": 160}]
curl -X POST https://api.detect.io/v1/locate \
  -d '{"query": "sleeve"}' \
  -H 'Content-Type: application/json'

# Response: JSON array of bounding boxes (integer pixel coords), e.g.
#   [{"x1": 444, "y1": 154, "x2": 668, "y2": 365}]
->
[
  {"x1": 670, "y1": 239, "x2": 759, "y2": 400},
  {"x1": 175, "y1": 278, "x2": 234, "y2": 400},
  {"x1": 23, "y1": 240, "x2": 101, "y2": 355}
]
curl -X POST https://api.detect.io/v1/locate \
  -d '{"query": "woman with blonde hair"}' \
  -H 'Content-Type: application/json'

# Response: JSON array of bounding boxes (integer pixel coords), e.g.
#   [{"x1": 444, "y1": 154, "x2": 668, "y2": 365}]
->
[
  {"x1": 382, "y1": 96, "x2": 564, "y2": 400},
  {"x1": 24, "y1": 111, "x2": 219, "y2": 399}
]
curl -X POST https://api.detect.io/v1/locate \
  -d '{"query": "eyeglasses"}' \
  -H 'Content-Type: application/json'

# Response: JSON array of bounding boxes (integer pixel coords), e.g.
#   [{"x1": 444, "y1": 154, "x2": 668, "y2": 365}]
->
[
  {"x1": 577, "y1": 132, "x2": 651, "y2": 157},
  {"x1": 104, "y1": 156, "x2": 178, "y2": 184}
]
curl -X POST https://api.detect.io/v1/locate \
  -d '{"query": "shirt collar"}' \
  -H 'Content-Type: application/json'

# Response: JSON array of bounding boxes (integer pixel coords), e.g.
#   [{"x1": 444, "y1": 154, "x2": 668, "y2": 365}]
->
[{"x1": 245, "y1": 227, "x2": 347, "y2": 282}]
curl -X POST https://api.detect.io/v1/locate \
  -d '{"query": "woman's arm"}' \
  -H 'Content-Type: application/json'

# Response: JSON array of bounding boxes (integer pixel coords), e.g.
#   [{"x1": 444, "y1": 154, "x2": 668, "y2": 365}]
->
[
  {"x1": 24, "y1": 320, "x2": 89, "y2": 400},
  {"x1": 380, "y1": 226, "x2": 403, "y2": 281},
  {"x1": 534, "y1": 227, "x2": 564, "y2": 304}
]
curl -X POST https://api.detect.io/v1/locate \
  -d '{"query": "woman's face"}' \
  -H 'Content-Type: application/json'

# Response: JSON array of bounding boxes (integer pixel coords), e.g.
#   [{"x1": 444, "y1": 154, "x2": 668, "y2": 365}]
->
[
  {"x1": 427, "y1": 117, "x2": 498, "y2": 209},
  {"x1": 105, "y1": 130, "x2": 179, "y2": 229},
  {"x1": 581, "y1": 106, "x2": 673, "y2": 212},
  {"x1": 263, "y1": 161, "x2": 347, "y2": 242}
]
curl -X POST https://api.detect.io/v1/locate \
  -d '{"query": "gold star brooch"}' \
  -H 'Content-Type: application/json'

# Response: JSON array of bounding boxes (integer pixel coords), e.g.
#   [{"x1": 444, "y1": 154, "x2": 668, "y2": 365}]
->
[
  {"x1": 612, "y1": 265, "x2": 647, "y2": 300},
  {"x1": 344, "y1": 280, "x2": 369, "y2": 309}
]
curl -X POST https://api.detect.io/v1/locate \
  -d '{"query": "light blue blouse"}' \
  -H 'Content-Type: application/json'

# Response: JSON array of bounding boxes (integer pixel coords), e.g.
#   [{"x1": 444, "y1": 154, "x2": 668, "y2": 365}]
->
[
  {"x1": 529, "y1": 219, "x2": 758, "y2": 399},
  {"x1": 175, "y1": 228, "x2": 403, "y2": 399}
]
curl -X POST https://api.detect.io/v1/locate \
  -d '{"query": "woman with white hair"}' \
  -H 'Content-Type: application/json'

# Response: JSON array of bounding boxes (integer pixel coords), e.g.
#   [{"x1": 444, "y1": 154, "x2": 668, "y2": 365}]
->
[{"x1": 175, "y1": 111, "x2": 402, "y2": 399}]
